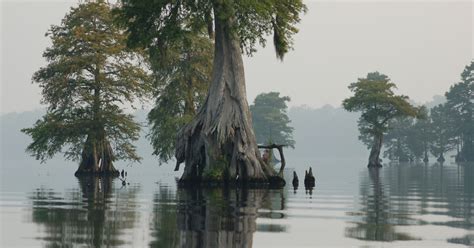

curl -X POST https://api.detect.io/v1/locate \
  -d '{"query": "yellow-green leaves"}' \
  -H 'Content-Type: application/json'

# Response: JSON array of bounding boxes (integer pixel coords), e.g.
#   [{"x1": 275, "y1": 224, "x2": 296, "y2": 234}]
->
[
  {"x1": 23, "y1": 1, "x2": 151, "y2": 163},
  {"x1": 343, "y1": 72, "x2": 419, "y2": 137}
]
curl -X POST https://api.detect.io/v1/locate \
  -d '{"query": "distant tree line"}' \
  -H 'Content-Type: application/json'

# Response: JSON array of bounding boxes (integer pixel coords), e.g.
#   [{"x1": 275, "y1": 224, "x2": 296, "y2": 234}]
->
[
  {"x1": 343, "y1": 62, "x2": 473, "y2": 167},
  {"x1": 383, "y1": 61, "x2": 473, "y2": 163}
]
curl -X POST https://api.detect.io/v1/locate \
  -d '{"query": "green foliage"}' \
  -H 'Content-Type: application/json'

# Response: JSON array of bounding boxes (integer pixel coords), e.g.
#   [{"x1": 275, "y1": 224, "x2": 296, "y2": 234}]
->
[
  {"x1": 147, "y1": 33, "x2": 213, "y2": 164},
  {"x1": 203, "y1": 167, "x2": 224, "y2": 181},
  {"x1": 116, "y1": 0, "x2": 306, "y2": 60},
  {"x1": 444, "y1": 61, "x2": 474, "y2": 161},
  {"x1": 383, "y1": 117, "x2": 414, "y2": 162},
  {"x1": 429, "y1": 104, "x2": 457, "y2": 158},
  {"x1": 204, "y1": 156, "x2": 227, "y2": 180},
  {"x1": 343, "y1": 72, "x2": 420, "y2": 142},
  {"x1": 22, "y1": 1, "x2": 150, "y2": 163},
  {"x1": 250, "y1": 92, "x2": 295, "y2": 147},
  {"x1": 409, "y1": 107, "x2": 432, "y2": 159},
  {"x1": 383, "y1": 111, "x2": 429, "y2": 162}
]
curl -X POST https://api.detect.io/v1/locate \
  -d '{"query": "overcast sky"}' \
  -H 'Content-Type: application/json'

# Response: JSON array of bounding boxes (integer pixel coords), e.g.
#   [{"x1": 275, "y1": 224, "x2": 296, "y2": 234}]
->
[{"x1": 1, "y1": 0, "x2": 472, "y2": 114}]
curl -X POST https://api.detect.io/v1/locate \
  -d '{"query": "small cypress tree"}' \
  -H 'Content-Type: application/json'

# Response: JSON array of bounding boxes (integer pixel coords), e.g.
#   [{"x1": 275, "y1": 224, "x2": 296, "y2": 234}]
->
[
  {"x1": 22, "y1": 1, "x2": 150, "y2": 176},
  {"x1": 343, "y1": 72, "x2": 419, "y2": 167}
]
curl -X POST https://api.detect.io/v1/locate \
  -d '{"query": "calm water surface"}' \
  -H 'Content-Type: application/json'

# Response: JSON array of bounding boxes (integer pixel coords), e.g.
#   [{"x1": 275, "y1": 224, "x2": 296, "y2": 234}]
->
[{"x1": 1, "y1": 159, "x2": 473, "y2": 247}]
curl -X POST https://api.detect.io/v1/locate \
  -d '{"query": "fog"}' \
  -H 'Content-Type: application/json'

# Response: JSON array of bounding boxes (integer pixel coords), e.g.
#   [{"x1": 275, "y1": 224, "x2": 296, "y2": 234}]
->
[
  {"x1": 0, "y1": 94, "x2": 446, "y2": 169},
  {"x1": 1, "y1": 0, "x2": 472, "y2": 114}
]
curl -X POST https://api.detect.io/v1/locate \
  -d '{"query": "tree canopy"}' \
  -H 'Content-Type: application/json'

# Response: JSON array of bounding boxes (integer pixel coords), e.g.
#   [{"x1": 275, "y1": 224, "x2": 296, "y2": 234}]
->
[
  {"x1": 250, "y1": 92, "x2": 295, "y2": 147},
  {"x1": 383, "y1": 117, "x2": 414, "y2": 162},
  {"x1": 343, "y1": 72, "x2": 419, "y2": 137},
  {"x1": 383, "y1": 108, "x2": 430, "y2": 163},
  {"x1": 147, "y1": 33, "x2": 213, "y2": 164},
  {"x1": 117, "y1": 0, "x2": 306, "y2": 59},
  {"x1": 342, "y1": 72, "x2": 419, "y2": 167},
  {"x1": 429, "y1": 104, "x2": 457, "y2": 161},
  {"x1": 444, "y1": 61, "x2": 474, "y2": 161},
  {"x1": 378, "y1": 63, "x2": 474, "y2": 164},
  {"x1": 22, "y1": 1, "x2": 150, "y2": 175}
]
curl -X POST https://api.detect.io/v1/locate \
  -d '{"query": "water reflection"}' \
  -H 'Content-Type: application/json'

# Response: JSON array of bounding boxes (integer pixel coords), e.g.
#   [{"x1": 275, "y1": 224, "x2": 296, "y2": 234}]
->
[
  {"x1": 149, "y1": 187, "x2": 287, "y2": 248},
  {"x1": 13, "y1": 163, "x2": 472, "y2": 247},
  {"x1": 447, "y1": 164, "x2": 474, "y2": 246},
  {"x1": 149, "y1": 186, "x2": 179, "y2": 248},
  {"x1": 345, "y1": 168, "x2": 419, "y2": 241},
  {"x1": 29, "y1": 176, "x2": 140, "y2": 247},
  {"x1": 346, "y1": 163, "x2": 474, "y2": 245}
]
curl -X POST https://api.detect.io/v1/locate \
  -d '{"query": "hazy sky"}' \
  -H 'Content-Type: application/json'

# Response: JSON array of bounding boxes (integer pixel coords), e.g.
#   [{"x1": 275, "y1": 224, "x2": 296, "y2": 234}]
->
[{"x1": 1, "y1": 0, "x2": 472, "y2": 114}]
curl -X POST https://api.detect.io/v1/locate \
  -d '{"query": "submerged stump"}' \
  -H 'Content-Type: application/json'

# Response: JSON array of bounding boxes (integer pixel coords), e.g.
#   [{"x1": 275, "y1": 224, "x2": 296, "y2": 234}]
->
[
  {"x1": 304, "y1": 167, "x2": 315, "y2": 188},
  {"x1": 292, "y1": 171, "x2": 299, "y2": 188}
]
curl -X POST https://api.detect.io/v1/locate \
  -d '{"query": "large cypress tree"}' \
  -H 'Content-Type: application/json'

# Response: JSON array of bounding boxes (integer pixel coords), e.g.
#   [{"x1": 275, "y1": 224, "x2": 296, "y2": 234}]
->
[
  {"x1": 22, "y1": 1, "x2": 150, "y2": 176},
  {"x1": 118, "y1": 0, "x2": 306, "y2": 185}
]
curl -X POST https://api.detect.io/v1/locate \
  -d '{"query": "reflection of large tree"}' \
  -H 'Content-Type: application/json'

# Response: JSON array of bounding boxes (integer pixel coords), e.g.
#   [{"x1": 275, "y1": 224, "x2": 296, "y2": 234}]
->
[
  {"x1": 30, "y1": 177, "x2": 139, "y2": 247},
  {"x1": 148, "y1": 187, "x2": 285, "y2": 248},
  {"x1": 345, "y1": 168, "x2": 418, "y2": 241}
]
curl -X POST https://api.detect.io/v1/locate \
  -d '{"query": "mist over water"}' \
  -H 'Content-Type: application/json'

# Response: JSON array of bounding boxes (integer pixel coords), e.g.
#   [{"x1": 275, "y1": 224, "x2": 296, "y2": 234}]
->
[
  {"x1": 1, "y1": 106, "x2": 473, "y2": 247},
  {"x1": 1, "y1": 155, "x2": 473, "y2": 247}
]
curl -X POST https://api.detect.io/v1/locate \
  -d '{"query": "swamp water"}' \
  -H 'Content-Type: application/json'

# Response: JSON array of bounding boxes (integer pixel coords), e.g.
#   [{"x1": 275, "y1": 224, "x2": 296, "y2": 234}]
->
[{"x1": 1, "y1": 158, "x2": 473, "y2": 247}]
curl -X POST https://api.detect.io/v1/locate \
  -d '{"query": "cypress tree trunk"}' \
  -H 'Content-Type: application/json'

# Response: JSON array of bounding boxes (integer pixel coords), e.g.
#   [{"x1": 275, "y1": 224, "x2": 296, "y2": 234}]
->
[
  {"x1": 175, "y1": 11, "x2": 283, "y2": 186},
  {"x1": 368, "y1": 134, "x2": 383, "y2": 168},
  {"x1": 75, "y1": 131, "x2": 119, "y2": 177},
  {"x1": 75, "y1": 84, "x2": 119, "y2": 177}
]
